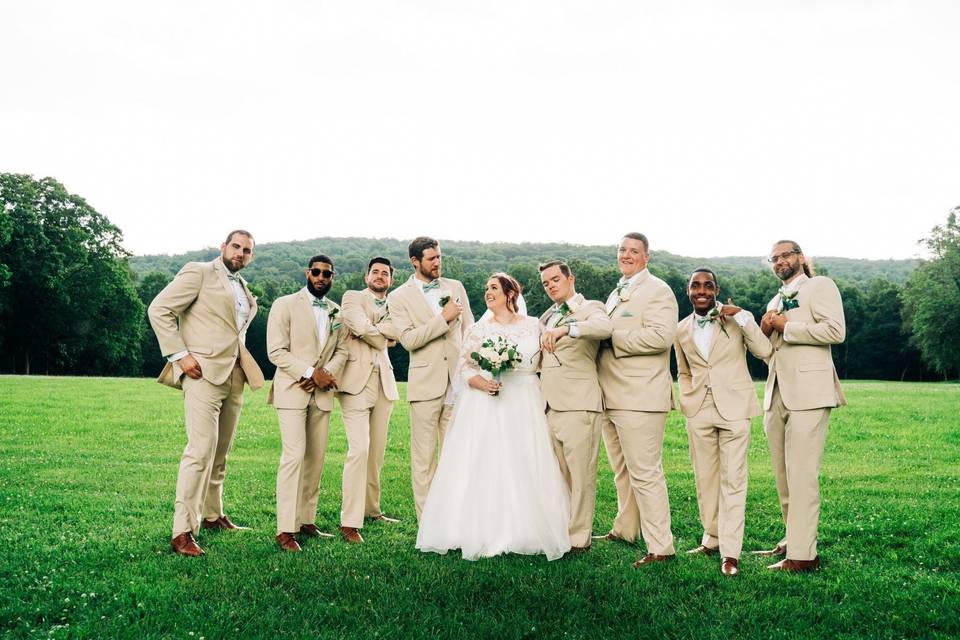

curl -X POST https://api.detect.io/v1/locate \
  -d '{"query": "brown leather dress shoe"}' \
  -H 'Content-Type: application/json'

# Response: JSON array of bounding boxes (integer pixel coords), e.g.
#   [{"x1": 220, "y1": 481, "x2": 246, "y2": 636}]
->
[
  {"x1": 369, "y1": 514, "x2": 400, "y2": 524},
  {"x1": 632, "y1": 553, "x2": 675, "y2": 567},
  {"x1": 752, "y1": 543, "x2": 787, "y2": 557},
  {"x1": 276, "y1": 532, "x2": 302, "y2": 552},
  {"x1": 720, "y1": 557, "x2": 739, "y2": 576},
  {"x1": 171, "y1": 532, "x2": 204, "y2": 557},
  {"x1": 300, "y1": 524, "x2": 334, "y2": 538},
  {"x1": 201, "y1": 515, "x2": 248, "y2": 531},
  {"x1": 591, "y1": 532, "x2": 629, "y2": 544},
  {"x1": 340, "y1": 526, "x2": 364, "y2": 544},
  {"x1": 686, "y1": 544, "x2": 719, "y2": 556},
  {"x1": 768, "y1": 556, "x2": 820, "y2": 572}
]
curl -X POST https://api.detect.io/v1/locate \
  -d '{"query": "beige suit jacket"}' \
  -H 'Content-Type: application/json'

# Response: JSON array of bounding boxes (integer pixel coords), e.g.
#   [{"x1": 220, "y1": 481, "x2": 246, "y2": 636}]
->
[
  {"x1": 387, "y1": 276, "x2": 474, "y2": 402},
  {"x1": 266, "y1": 289, "x2": 349, "y2": 411},
  {"x1": 148, "y1": 258, "x2": 263, "y2": 390},
  {"x1": 337, "y1": 289, "x2": 399, "y2": 401},
  {"x1": 675, "y1": 313, "x2": 772, "y2": 421},
  {"x1": 538, "y1": 294, "x2": 613, "y2": 413},
  {"x1": 763, "y1": 276, "x2": 847, "y2": 411},
  {"x1": 597, "y1": 270, "x2": 678, "y2": 412}
]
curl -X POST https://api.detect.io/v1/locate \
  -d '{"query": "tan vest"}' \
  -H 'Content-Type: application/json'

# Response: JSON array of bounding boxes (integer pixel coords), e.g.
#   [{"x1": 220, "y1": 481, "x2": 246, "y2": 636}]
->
[
  {"x1": 387, "y1": 276, "x2": 474, "y2": 402},
  {"x1": 148, "y1": 258, "x2": 263, "y2": 390},
  {"x1": 337, "y1": 289, "x2": 399, "y2": 401},
  {"x1": 763, "y1": 275, "x2": 847, "y2": 411},
  {"x1": 675, "y1": 313, "x2": 772, "y2": 421},
  {"x1": 597, "y1": 270, "x2": 678, "y2": 412},
  {"x1": 266, "y1": 289, "x2": 348, "y2": 411},
  {"x1": 538, "y1": 294, "x2": 612, "y2": 412}
]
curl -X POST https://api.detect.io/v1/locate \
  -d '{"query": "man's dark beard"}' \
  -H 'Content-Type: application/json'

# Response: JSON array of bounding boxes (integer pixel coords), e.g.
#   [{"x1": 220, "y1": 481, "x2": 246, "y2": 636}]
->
[
  {"x1": 777, "y1": 263, "x2": 799, "y2": 282},
  {"x1": 222, "y1": 255, "x2": 241, "y2": 273},
  {"x1": 418, "y1": 265, "x2": 438, "y2": 281},
  {"x1": 307, "y1": 281, "x2": 331, "y2": 299}
]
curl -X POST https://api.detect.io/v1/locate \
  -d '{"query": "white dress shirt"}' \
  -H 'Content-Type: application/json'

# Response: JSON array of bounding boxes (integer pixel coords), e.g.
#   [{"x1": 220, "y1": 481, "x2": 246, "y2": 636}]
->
[
  {"x1": 692, "y1": 307, "x2": 753, "y2": 360},
  {"x1": 605, "y1": 269, "x2": 646, "y2": 314},
  {"x1": 303, "y1": 288, "x2": 329, "y2": 379},
  {"x1": 415, "y1": 276, "x2": 443, "y2": 316}
]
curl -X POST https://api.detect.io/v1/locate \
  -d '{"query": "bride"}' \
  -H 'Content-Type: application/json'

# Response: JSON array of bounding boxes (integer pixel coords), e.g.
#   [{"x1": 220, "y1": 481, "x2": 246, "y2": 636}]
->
[{"x1": 416, "y1": 273, "x2": 571, "y2": 560}]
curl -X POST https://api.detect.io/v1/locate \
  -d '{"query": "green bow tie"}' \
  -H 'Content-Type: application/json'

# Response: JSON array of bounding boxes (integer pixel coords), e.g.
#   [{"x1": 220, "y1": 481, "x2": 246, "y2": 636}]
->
[
  {"x1": 311, "y1": 296, "x2": 327, "y2": 308},
  {"x1": 422, "y1": 279, "x2": 441, "y2": 292},
  {"x1": 373, "y1": 298, "x2": 387, "y2": 307},
  {"x1": 695, "y1": 316, "x2": 714, "y2": 328},
  {"x1": 226, "y1": 272, "x2": 242, "y2": 283}
]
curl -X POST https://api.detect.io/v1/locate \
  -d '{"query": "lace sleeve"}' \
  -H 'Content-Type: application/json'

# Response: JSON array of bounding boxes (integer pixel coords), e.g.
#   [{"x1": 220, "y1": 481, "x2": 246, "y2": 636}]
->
[{"x1": 458, "y1": 321, "x2": 486, "y2": 383}]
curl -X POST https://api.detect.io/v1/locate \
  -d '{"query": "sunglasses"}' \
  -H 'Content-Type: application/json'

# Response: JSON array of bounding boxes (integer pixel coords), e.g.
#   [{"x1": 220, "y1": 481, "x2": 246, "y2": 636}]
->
[{"x1": 309, "y1": 268, "x2": 335, "y2": 278}]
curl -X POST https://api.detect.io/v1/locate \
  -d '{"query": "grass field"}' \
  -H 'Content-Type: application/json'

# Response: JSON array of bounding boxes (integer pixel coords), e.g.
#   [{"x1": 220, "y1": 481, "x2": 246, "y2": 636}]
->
[{"x1": 0, "y1": 377, "x2": 958, "y2": 639}]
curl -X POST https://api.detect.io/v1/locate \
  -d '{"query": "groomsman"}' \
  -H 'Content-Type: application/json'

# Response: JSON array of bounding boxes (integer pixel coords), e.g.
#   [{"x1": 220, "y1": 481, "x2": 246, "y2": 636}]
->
[
  {"x1": 674, "y1": 268, "x2": 772, "y2": 576},
  {"x1": 267, "y1": 254, "x2": 348, "y2": 552},
  {"x1": 148, "y1": 230, "x2": 265, "y2": 557},
  {"x1": 336, "y1": 257, "x2": 401, "y2": 544},
  {"x1": 538, "y1": 261, "x2": 613, "y2": 552},
  {"x1": 387, "y1": 236, "x2": 474, "y2": 520},
  {"x1": 595, "y1": 232, "x2": 678, "y2": 567},
  {"x1": 757, "y1": 240, "x2": 845, "y2": 572}
]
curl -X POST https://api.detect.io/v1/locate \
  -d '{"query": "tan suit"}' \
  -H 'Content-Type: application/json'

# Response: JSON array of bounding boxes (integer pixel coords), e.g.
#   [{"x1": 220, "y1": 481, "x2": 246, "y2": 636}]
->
[
  {"x1": 336, "y1": 289, "x2": 399, "y2": 528},
  {"x1": 597, "y1": 269, "x2": 677, "y2": 555},
  {"x1": 675, "y1": 312, "x2": 772, "y2": 558},
  {"x1": 267, "y1": 289, "x2": 348, "y2": 534},
  {"x1": 387, "y1": 275, "x2": 474, "y2": 519},
  {"x1": 148, "y1": 258, "x2": 264, "y2": 538},
  {"x1": 539, "y1": 294, "x2": 613, "y2": 548},
  {"x1": 763, "y1": 275, "x2": 846, "y2": 561}
]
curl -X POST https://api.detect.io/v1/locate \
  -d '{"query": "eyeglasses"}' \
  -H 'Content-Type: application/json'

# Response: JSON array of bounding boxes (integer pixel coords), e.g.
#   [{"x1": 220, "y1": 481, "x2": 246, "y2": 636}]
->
[
  {"x1": 309, "y1": 268, "x2": 335, "y2": 278},
  {"x1": 767, "y1": 250, "x2": 800, "y2": 264}
]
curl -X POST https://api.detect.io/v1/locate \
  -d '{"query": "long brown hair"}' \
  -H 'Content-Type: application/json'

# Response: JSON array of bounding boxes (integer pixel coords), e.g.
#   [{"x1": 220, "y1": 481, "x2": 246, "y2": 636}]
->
[{"x1": 488, "y1": 272, "x2": 523, "y2": 312}]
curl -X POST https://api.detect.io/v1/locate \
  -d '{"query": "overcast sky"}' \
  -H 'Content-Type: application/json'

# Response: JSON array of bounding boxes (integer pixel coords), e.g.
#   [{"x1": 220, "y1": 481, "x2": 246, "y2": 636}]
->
[{"x1": 2, "y1": 1, "x2": 958, "y2": 260}]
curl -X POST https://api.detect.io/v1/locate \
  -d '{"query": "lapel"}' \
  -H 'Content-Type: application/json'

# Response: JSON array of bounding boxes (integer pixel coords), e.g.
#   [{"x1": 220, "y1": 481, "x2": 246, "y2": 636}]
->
[
  {"x1": 296, "y1": 289, "x2": 322, "y2": 349},
  {"x1": 609, "y1": 270, "x2": 650, "y2": 316},
  {"x1": 402, "y1": 275, "x2": 436, "y2": 323},
  {"x1": 212, "y1": 259, "x2": 241, "y2": 331},
  {"x1": 679, "y1": 315, "x2": 707, "y2": 366}
]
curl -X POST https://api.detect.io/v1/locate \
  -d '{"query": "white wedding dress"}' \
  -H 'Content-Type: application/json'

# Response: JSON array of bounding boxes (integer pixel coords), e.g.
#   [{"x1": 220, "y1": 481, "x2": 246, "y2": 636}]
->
[{"x1": 416, "y1": 315, "x2": 571, "y2": 561}]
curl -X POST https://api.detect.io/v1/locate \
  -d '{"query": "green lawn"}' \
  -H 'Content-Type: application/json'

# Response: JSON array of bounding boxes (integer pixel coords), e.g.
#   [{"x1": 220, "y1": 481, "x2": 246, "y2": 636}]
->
[{"x1": 0, "y1": 377, "x2": 958, "y2": 639}]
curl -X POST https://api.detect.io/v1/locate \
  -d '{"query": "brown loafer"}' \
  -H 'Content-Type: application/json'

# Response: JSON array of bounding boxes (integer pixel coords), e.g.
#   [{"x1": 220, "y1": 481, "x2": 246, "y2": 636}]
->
[
  {"x1": 369, "y1": 514, "x2": 400, "y2": 524},
  {"x1": 276, "y1": 532, "x2": 302, "y2": 552},
  {"x1": 686, "y1": 544, "x2": 719, "y2": 556},
  {"x1": 752, "y1": 543, "x2": 787, "y2": 557},
  {"x1": 720, "y1": 557, "x2": 739, "y2": 576},
  {"x1": 768, "y1": 556, "x2": 820, "y2": 572},
  {"x1": 340, "y1": 526, "x2": 364, "y2": 544},
  {"x1": 300, "y1": 524, "x2": 334, "y2": 538},
  {"x1": 632, "y1": 553, "x2": 675, "y2": 567},
  {"x1": 171, "y1": 532, "x2": 204, "y2": 557}
]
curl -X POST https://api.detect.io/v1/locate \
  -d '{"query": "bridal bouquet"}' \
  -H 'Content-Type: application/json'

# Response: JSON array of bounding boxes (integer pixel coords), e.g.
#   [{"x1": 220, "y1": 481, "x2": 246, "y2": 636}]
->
[{"x1": 470, "y1": 335, "x2": 523, "y2": 396}]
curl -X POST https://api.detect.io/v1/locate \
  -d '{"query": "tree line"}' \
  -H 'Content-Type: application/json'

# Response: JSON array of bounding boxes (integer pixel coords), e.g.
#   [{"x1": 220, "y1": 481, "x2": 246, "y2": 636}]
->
[{"x1": 2, "y1": 173, "x2": 956, "y2": 381}]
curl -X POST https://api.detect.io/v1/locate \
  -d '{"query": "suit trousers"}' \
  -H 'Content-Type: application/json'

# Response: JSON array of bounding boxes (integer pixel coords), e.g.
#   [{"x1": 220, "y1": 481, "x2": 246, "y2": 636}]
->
[
  {"x1": 275, "y1": 403, "x2": 331, "y2": 534},
  {"x1": 601, "y1": 409, "x2": 675, "y2": 556},
  {"x1": 172, "y1": 363, "x2": 246, "y2": 537},
  {"x1": 764, "y1": 385, "x2": 830, "y2": 561},
  {"x1": 339, "y1": 368, "x2": 394, "y2": 528},
  {"x1": 409, "y1": 393, "x2": 453, "y2": 520},
  {"x1": 686, "y1": 391, "x2": 750, "y2": 559},
  {"x1": 547, "y1": 409, "x2": 602, "y2": 548}
]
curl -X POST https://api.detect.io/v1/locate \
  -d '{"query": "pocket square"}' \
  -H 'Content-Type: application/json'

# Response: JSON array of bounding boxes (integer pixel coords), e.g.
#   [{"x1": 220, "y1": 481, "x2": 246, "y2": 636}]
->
[{"x1": 620, "y1": 311, "x2": 635, "y2": 318}]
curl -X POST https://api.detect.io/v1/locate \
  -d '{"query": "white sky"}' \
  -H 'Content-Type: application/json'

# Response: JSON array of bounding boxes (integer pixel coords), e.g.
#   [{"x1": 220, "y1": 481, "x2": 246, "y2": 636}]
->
[{"x1": 2, "y1": 1, "x2": 958, "y2": 259}]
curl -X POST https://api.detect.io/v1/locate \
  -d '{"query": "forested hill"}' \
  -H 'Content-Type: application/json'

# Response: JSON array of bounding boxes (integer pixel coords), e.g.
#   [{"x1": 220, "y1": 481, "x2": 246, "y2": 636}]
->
[{"x1": 130, "y1": 236, "x2": 918, "y2": 285}]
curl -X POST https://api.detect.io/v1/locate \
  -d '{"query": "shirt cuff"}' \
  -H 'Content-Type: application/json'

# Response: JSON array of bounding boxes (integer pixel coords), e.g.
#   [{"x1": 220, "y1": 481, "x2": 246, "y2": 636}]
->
[
  {"x1": 567, "y1": 322, "x2": 581, "y2": 338},
  {"x1": 303, "y1": 367, "x2": 315, "y2": 380},
  {"x1": 167, "y1": 350, "x2": 189, "y2": 363},
  {"x1": 733, "y1": 310, "x2": 752, "y2": 328}
]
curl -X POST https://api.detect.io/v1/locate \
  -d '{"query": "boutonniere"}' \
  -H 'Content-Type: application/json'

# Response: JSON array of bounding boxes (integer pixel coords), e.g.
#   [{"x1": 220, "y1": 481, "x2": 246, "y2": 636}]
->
[
  {"x1": 776, "y1": 288, "x2": 800, "y2": 313},
  {"x1": 704, "y1": 302, "x2": 730, "y2": 338},
  {"x1": 328, "y1": 305, "x2": 341, "y2": 332},
  {"x1": 558, "y1": 299, "x2": 580, "y2": 318},
  {"x1": 617, "y1": 286, "x2": 631, "y2": 303},
  {"x1": 620, "y1": 310, "x2": 635, "y2": 318},
  {"x1": 438, "y1": 291, "x2": 460, "y2": 308}
]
